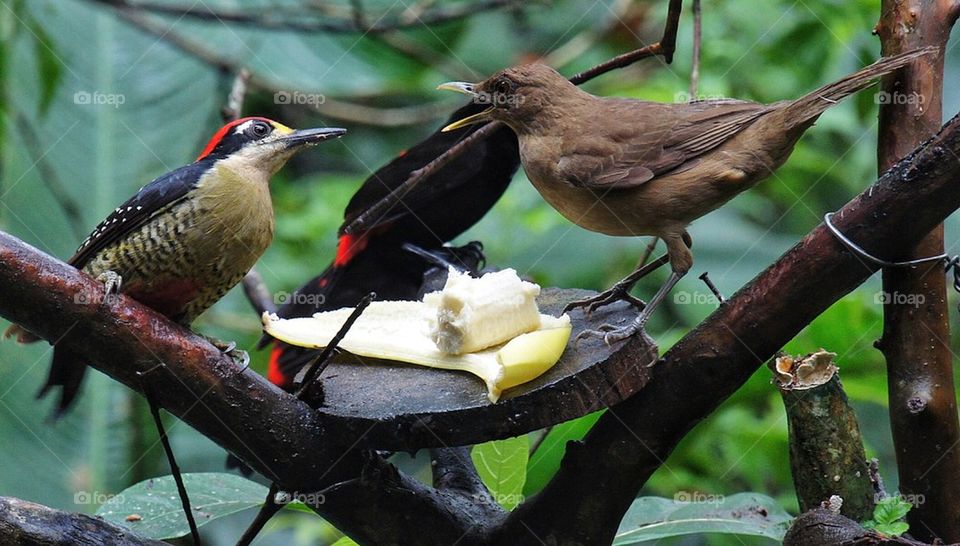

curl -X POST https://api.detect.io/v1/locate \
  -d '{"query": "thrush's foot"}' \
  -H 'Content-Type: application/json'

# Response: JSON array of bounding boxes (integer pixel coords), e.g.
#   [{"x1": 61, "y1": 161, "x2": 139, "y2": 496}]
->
[
  {"x1": 563, "y1": 284, "x2": 646, "y2": 315},
  {"x1": 575, "y1": 322, "x2": 639, "y2": 345}
]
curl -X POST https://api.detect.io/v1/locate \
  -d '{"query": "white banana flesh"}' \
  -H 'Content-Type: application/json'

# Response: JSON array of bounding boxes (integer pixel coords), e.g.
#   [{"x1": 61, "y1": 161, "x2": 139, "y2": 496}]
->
[
  {"x1": 425, "y1": 268, "x2": 541, "y2": 354},
  {"x1": 261, "y1": 270, "x2": 571, "y2": 402}
]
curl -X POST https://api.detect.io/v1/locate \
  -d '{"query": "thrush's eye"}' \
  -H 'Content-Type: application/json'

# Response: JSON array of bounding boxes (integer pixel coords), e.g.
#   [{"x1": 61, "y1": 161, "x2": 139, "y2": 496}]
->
[
  {"x1": 495, "y1": 80, "x2": 511, "y2": 95},
  {"x1": 251, "y1": 121, "x2": 272, "y2": 138}
]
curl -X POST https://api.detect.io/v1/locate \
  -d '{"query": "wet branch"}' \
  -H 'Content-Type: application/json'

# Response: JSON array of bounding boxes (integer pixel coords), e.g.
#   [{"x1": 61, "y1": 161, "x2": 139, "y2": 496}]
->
[{"x1": 876, "y1": 1, "x2": 960, "y2": 541}]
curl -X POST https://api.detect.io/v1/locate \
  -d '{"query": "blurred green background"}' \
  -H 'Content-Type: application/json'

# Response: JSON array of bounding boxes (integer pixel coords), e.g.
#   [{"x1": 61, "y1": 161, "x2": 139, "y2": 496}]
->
[{"x1": 1, "y1": 0, "x2": 958, "y2": 543}]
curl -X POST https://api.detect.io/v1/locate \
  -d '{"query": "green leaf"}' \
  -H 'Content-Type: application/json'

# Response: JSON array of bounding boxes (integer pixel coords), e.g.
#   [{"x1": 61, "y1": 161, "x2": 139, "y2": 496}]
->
[
  {"x1": 96, "y1": 473, "x2": 269, "y2": 539},
  {"x1": 331, "y1": 537, "x2": 360, "y2": 546},
  {"x1": 471, "y1": 435, "x2": 529, "y2": 510},
  {"x1": 613, "y1": 492, "x2": 793, "y2": 544},
  {"x1": 524, "y1": 411, "x2": 603, "y2": 496},
  {"x1": 876, "y1": 521, "x2": 910, "y2": 536},
  {"x1": 873, "y1": 496, "x2": 912, "y2": 525},
  {"x1": 863, "y1": 497, "x2": 912, "y2": 536}
]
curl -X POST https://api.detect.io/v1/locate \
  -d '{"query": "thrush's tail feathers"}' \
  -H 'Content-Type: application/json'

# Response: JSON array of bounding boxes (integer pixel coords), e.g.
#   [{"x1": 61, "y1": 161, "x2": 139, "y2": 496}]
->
[
  {"x1": 39, "y1": 347, "x2": 88, "y2": 418},
  {"x1": 782, "y1": 47, "x2": 937, "y2": 129}
]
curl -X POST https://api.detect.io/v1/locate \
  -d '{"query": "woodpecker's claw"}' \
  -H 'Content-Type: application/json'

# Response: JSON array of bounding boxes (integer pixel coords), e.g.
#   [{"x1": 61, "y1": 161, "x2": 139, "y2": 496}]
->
[
  {"x1": 96, "y1": 271, "x2": 123, "y2": 307},
  {"x1": 202, "y1": 336, "x2": 250, "y2": 369}
]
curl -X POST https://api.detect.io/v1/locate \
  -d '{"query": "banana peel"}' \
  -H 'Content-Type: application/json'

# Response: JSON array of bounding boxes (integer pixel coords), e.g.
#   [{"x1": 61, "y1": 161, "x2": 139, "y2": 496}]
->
[{"x1": 262, "y1": 301, "x2": 571, "y2": 402}]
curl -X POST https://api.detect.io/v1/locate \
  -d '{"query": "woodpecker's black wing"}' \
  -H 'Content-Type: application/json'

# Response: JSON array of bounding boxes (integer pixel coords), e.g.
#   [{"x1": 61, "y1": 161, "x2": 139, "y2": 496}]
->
[{"x1": 68, "y1": 158, "x2": 214, "y2": 268}]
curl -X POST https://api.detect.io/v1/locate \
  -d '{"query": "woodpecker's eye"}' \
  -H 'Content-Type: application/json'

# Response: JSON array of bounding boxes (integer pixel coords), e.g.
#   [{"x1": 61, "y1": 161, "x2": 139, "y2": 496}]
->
[{"x1": 251, "y1": 121, "x2": 272, "y2": 138}]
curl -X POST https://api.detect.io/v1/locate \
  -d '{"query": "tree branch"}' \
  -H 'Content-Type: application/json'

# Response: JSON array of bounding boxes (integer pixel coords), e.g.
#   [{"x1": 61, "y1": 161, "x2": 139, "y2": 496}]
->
[
  {"x1": 87, "y1": 0, "x2": 527, "y2": 34},
  {"x1": 876, "y1": 2, "x2": 960, "y2": 541},
  {"x1": 0, "y1": 496, "x2": 166, "y2": 546},
  {"x1": 499, "y1": 112, "x2": 960, "y2": 544}
]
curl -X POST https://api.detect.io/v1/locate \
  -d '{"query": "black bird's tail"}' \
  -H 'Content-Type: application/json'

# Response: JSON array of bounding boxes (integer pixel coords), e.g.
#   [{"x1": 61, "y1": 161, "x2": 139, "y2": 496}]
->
[{"x1": 38, "y1": 347, "x2": 88, "y2": 419}]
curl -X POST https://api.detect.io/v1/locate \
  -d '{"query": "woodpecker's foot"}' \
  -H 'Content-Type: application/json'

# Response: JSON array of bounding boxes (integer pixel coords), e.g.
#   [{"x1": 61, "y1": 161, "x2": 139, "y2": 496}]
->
[
  {"x1": 563, "y1": 284, "x2": 646, "y2": 315},
  {"x1": 203, "y1": 336, "x2": 250, "y2": 369},
  {"x1": 96, "y1": 271, "x2": 123, "y2": 306}
]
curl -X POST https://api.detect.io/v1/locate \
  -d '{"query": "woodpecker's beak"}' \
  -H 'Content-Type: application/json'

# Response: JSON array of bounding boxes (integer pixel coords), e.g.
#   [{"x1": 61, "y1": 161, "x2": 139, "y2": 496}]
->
[
  {"x1": 278, "y1": 127, "x2": 347, "y2": 148},
  {"x1": 437, "y1": 82, "x2": 494, "y2": 132}
]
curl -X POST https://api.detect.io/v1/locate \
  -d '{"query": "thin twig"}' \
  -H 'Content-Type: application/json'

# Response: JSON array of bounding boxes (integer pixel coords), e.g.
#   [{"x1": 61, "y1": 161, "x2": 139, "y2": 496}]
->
[
  {"x1": 234, "y1": 484, "x2": 281, "y2": 546},
  {"x1": 294, "y1": 292, "x2": 375, "y2": 397},
  {"x1": 89, "y1": 0, "x2": 526, "y2": 34},
  {"x1": 242, "y1": 269, "x2": 276, "y2": 316},
  {"x1": 138, "y1": 367, "x2": 201, "y2": 546},
  {"x1": 14, "y1": 114, "x2": 86, "y2": 239},
  {"x1": 688, "y1": 0, "x2": 701, "y2": 99},
  {"x1": 636, "y1": 238, "x2": 659, "y2": 269},
  {"x1": 221, "y1": 68, "x2": 251, "y2": 122}
]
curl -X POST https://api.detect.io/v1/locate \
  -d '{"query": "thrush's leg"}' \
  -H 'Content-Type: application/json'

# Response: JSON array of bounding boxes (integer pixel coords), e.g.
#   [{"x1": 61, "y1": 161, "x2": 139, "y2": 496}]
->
[
  {"x1": 563, "y1": 253, "x2": 670, "y2": 314},
  {"x1": 577, "y1": 231, "x2": 692, "y2": 344}
]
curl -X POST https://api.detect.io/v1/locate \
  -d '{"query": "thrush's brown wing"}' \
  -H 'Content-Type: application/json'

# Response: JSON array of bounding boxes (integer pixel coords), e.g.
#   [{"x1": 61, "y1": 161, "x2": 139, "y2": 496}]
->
[{"x1": 562, "y1": 98, "x2": 770, "y2": 190}]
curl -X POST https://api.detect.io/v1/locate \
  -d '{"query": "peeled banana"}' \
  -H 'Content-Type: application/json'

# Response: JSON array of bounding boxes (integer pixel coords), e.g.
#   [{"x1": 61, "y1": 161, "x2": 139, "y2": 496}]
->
[
  {"x1": 426, "y1": 268, "x2": 541, "y2": 354},
  {"x1": 262, "y1": 269, "x2": 571, "y2": 402}
]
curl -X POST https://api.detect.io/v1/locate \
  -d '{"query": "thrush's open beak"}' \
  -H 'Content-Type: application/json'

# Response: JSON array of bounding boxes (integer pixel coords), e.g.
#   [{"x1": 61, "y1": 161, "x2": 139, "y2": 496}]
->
[
  {"x1": 437, "y1": 81, "x2": 479, "y2": 96},
  {"x1": 440, "y1": 108, "x2": 494, "y2": 132},
  {"x1": 437, "y1": 82, "x2": 494, "y2": 132},
  {"x1": 279, "y1": 127, "x2": 347, "y2": 148}
]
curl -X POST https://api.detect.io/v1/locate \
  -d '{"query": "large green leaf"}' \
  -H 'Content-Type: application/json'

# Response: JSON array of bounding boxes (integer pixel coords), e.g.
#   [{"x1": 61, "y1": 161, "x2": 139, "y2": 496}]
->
[
  {"x1": 614, "y1": 492, "x2": 793, "y2": 544},
  {"x1": 524, "y1": 411, "x2": 603, "y2": 496},
  {"x1": 97, "y1": 472, "x2": 268, "y2": 539},
  {"x1": 0, "y1": 0, "x2": 219, "y2": 511},
  {"x1": 471, "y1": 435, "x2": 529, "y2": 510}
]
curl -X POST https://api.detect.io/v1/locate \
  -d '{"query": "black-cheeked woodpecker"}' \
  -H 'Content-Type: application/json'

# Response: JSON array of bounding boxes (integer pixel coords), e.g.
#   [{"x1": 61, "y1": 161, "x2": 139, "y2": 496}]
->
[{"x1": 5, "y1": 116, "x2": 346, "y2": 416}]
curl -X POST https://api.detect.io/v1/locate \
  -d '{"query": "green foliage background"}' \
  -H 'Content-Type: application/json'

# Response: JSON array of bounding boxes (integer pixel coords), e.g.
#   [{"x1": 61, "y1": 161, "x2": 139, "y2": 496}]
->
[{"x1": 1, "y1": 0, "x2": 958, "y2": 543}]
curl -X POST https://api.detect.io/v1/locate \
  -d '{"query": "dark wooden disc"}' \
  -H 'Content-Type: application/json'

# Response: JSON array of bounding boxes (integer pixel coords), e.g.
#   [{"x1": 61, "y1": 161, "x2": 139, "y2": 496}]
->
[{"x1": 314, "y1": 288, "x2": 658, "y2": 450}]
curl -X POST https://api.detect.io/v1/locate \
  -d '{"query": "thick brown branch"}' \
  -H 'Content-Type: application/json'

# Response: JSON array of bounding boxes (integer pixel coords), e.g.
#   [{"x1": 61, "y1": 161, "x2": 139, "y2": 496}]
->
[
  {"x1": 876, "y1": 2, "x2": 960, "y2": 541},
  {"x1": 0, "y1": 496, "x2": 165, "y2": 546},
  {"x1": 500, "y1": 113, "x2": 960, "y2": 545}
]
